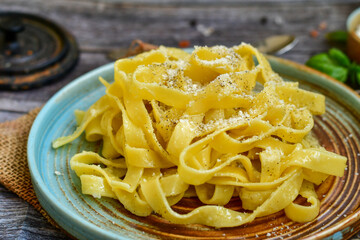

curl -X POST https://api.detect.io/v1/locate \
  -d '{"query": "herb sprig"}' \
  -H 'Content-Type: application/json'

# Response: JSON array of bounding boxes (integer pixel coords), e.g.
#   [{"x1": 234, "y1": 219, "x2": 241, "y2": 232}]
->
[{"x1": 306, "y1": 48, "x2": 360, "y2": 89}]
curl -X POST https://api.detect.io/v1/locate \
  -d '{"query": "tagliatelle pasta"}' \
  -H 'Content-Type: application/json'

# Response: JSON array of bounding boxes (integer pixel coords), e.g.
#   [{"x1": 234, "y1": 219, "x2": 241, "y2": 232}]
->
[{"x1": 53, "y1": 44, "x2": 347, "y2": 228}]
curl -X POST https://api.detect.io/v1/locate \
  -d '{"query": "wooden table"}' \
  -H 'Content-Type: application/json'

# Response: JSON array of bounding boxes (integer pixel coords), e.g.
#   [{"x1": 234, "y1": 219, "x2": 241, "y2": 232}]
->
[{"x1": 1, "y1": 0, "x2": 359, "y2": 239}]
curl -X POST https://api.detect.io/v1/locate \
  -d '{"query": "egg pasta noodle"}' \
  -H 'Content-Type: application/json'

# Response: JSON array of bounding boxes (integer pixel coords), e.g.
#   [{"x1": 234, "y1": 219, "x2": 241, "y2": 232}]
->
[{"x1": 53, "y1": 44, "x2": 347, "y2": 228}]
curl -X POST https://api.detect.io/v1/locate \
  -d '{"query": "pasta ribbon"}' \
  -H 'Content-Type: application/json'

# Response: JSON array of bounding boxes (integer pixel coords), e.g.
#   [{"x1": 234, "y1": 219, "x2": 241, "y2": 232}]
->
[{"x1": 53, "y1": 44, "x2": 347, "y2": 227}]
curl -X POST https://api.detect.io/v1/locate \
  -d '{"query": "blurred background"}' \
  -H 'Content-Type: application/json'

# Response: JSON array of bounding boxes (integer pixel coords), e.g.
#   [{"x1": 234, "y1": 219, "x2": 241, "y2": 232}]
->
[{"x1": 1, "y1": 0, "x2": 360, "y2": 239}]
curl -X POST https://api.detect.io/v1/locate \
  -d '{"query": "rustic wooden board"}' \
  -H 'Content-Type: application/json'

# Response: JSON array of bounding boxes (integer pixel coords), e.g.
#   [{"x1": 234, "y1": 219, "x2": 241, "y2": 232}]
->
[{"x1": 0, "y1": 1, "x2": 359, "y2": 239}]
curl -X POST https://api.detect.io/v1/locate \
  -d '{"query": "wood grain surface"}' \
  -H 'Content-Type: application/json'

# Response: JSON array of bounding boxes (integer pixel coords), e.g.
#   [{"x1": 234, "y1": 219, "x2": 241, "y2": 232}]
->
[{"x1": 1, "y1": 0, "x2": 360, "y2": 239}]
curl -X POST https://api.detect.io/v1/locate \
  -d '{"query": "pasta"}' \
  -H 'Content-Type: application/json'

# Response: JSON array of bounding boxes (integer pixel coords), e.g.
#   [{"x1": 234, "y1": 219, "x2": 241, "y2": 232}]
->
[{"x1": 53, "y1": 44, "x2": 347, "y2": 228}]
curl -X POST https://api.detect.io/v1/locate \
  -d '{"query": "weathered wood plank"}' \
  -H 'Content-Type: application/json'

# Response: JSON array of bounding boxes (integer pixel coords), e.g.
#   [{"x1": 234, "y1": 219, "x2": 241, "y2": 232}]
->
[
  {"x1": 16, "y1": 207, "x2": 70, "y2": 240},
  {"x1": 0, "y1": 1, "x2": 356, "y2": 57},
  {"x1": 1, "y1": 1, "x2": 359, "y2": 239},
  {"x1": 0, "y1": 187, "x2": 28, "y2": 237},
  {"x1": 0, "y1": 186, "x2": 69, "y2": 239},
  {"x1": 0, "y1": 111, "x2": 24, "y2": 122},
  {"x1": 0, "y1": 99, "x2": 43, "y2": 113}
]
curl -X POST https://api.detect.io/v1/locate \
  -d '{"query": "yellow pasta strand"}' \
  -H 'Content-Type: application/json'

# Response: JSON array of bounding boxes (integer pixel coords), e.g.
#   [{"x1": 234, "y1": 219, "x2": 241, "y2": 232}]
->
[
  {"x1": 53, "y1": 43, "x2": 347, "y2": 228},
  {"x1": 284, "y1": 180, "x2": 320, "y2": 222}
]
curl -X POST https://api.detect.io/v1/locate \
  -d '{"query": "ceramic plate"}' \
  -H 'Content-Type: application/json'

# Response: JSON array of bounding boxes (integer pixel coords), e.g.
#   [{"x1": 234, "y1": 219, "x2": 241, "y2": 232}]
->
[{"x1": 28, "y1": 55, "x2": 360, "y2": 240}]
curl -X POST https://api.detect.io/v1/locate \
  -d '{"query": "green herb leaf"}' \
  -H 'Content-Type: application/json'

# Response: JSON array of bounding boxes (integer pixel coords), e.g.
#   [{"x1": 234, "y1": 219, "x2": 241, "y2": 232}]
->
[
  {"x1": 306, "y1": 53, "x2": 336, "y2": 66},
  {"x1": 352, "y1": 64, "x2": 360, "y2": 86},
  {"x1": 306, "y1": 61, "x2": 348, "y2": 82},
  {"x1": 347, "y1": 63, "x2": 360, "y2": 88},
  {"x1": 326, "y1": 31, "x2": 348, "y2": 44},
  {"x1": 328, "y1": 48, "x2": 351, "y2": 67}
]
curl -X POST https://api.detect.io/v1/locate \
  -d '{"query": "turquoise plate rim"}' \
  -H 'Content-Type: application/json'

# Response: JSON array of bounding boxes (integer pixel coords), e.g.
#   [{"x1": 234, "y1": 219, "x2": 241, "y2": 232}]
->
[
  {"x1": 27, "y1": 62, "x2": 120, "y2": 240},
  {"x1": 27, "y1": 54, "x2": 360, "y2": 240}
]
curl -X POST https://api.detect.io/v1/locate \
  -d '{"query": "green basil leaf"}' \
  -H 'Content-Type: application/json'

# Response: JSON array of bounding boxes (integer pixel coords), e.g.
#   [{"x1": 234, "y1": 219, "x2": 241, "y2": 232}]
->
[
  {"x1": 326, "y1": 31, "x2": 348, "y2": 44},
  {"x1": 306, "y1": 61, "x2": 348, "y2": 82},
  {"x1": 354, "y1": 64, "x2": 360, "y2": 86},
  {"x1": 347, "y1": 63, "x2": 360, "y2": 88},
  {"x1": 306, "y1": 53, "x2": 336, "y2": 66},
  {"x1": 328, "y1": 48, "x2": 351, "y2": 67}
]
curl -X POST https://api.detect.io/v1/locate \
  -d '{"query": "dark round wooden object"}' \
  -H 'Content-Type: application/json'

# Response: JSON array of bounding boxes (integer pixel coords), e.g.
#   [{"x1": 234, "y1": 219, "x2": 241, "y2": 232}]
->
[{"x1": 0, "y1": 12, "x2": 78, "y2": 90}]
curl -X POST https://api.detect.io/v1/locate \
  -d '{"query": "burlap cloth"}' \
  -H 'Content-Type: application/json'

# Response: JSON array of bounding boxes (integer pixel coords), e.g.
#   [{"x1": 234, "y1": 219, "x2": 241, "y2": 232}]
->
[
  {"x1": 0, "y1": 40, "x2": 157, "y2": 229},
  {"x1": 0, "y1": 107, "x2": 60, "y2": 226}
]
